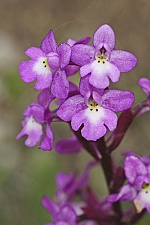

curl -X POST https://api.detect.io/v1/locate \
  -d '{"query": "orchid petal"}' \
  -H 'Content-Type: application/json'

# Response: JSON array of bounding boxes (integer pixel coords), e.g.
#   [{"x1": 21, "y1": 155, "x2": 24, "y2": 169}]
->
[
  {"x1": 39, "y1": 123, "x2": 54, "y2": 151},
  {"x1": 107, "y1": 184, "x2": 137, "y2": 202},
  {"x1": 40, "y1": 30, "x2": 57, "y2": 53},
  {"x1": 101, "y1": 90, "x2": 134, "y2": 112},
  {"x1": 71, "y1": 44, "x2": 95, "y2": 66},
  {"x1": 57, "y1": 43, "x2": 71, "y2": 69},
  {"x1": 125, "y1": 155, "x2": 147, "y2": 184},
  {"x1": 110, "y1": 50, "x2": 137, "y2": 72},
  {"x1": 57, "y1": 95, "x2": 85, "y2": 122},
  {"x1": 93, "y1": 24, "x2": 115, "y2": 50},
  {"x1": 51, "y1": 70, "x2": 69, "y2": 99},
  {"x1": 25, "y1": 47, "x2": 45, "y2": 59}
]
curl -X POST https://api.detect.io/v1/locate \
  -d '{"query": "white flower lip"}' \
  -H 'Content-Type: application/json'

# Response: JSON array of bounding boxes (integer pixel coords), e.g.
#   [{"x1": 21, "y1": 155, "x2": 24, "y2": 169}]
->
[
  {"x1": 33, "y1": 57, "x2": 51, "y2": 76},
  {"x1": 85, "y1": 100, "x2": 104, "y2": 125}
]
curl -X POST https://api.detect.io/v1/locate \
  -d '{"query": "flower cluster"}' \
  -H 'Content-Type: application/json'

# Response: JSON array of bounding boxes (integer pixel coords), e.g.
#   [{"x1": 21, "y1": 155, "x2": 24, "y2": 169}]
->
[
  {"x1": 17, "y1": 24, "x2": 150, "y2": 225},
  {"x1": 17, "y1": 24, "x2": 136, "y2": 150},
  {"x1": 108, "y1": 152, "x2": 150, "y2": 214},
  {"x1": 41, "y1": 161, "x2": 113, "y2": 225}
]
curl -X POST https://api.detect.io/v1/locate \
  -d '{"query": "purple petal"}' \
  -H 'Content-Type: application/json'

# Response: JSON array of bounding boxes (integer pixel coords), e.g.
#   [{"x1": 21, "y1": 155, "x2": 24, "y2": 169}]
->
[
  {"x1": 134, "y1": 175, "x2": 150, "y2": 190},
  {"x1": 56, "y1": 172, "x2": 76, "y2": 192},
  {"x1": 92, "y1": 91, "x2": 104, "y2": 104},
  {"x1": 68, "y1": 82, "x2": 79, "y2": 97},
  {"x1": 39, "y1": 123, "x2": 54, "y2": 151},
  {"x1": 81, "y1": 121, "x2": 107, "y2": 141},
  {"x1": 23, "y1": 105, "x2": 32, "y2": 117},
  {"x1": 56, "y1": 82, "x2": 79, "y2": 107},
  {"x1": 57, "y1": 44, "x2": 71, "y2": 69},
  {"x1": 71, "y1": 110, "x2": 85, "y2": 131},
  {"x1": 89, "y1": 72, "x2": 109, "y2": 89},
  {"x1": 57, "y1": 95, "x2": 85, "y2": 122},
  {"x1": 25, "y1": 47, "x2": 46, "y2": 60},
  {"x1": 71, "y1": 44, "x2": 95, "y2": 66},
  {"x1": 138, "y1": 77, "x2": 150, "y2": 97},
  {"x1": 23, "y1": 103, "x2": 41, "y2": 117},
  {"x1": 110, "y1": 50, "x2": 137, "y2": 72},
  {"x1": 101, "y1": 90, "x2": 134, "y2": 112},
  {"x1": 41, "y1": 196, "x2": 59, "y2": 218},
  {"x1": 25, "y1": 47, "x2": 45, "y2": 59},
  {"x1": 67, "y1": 38, "x2": 76, "y2": 46},
  {"x1": 51, "y1": 70, "x2": 69, "y2": 99},
  {"x1": 67, "y1": 37, "x2": 90, "y2": 46},
  {"x1": 103, "y1": 108, "x2": 118, "y2": 131},
  {"x1": 56, "y1": 205, "x2": 76, "y2": 224},
  {"x1": 64, "y1": 65, "x2": 79, "y2": 76},
  {"x1": 79, "y1": 75, "x2": 91, "y2": 96},
  {"x1": 93, "y1": 24, "x2": 115, "y2": 50},
  {"x1": 19, "y1": 61, "x2": 37, "y2": 82},
  {"x1": 80, "y1": 76, "x2": 104, "y2": 97},
  {"x1": 80, "y1": 63, "x2": 92, "y2": 77},
  {"x1": 38, "y1": 88, "x2": 55, "y2": 109},
  {"x1": 30, "y1": 103, "x2": 45, "y2": 123},
  {"x1": 48, "y1": 52, "x2": 60, "y2": 70},
  {"x1": 125, "y1": 155, "x2": 147, "y2": 184},
  {"x1": 74, "y1": 37, "x2": 91, "y2": 45},
  {"x1": 55, "y1": 135, "x2": 82, "y2": 154},
  {"x1": 107, "y1": 184, "x2": 137, "y2": 202},
  {"x1": 40, "y1": 30, "x2": 57, "y2": 53},
  {"x1": 84, "y1": 91, "x2": 91, "y2": 105},
  {"x1": 55, "y1": 82, "x2": 79, "y2": 108}
]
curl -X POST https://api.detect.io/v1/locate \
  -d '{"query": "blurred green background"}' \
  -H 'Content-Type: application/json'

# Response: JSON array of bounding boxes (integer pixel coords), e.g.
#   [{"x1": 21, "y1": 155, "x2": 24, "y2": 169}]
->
[{"x1": 0, "y1": 0, "x2": 150, "y2": 224}]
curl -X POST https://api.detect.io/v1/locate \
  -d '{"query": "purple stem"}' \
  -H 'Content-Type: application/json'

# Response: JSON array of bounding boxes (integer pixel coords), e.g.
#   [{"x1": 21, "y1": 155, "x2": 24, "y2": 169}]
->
[
  {"x1": 107, "y1": 101, "x2": 149, "y2": 153},
  {"x1": 96, "y1": 137, "x2": 125, "y2": 225},
  {"x1": 73, "y1": 126, "x2": 100, "y2": 161}
]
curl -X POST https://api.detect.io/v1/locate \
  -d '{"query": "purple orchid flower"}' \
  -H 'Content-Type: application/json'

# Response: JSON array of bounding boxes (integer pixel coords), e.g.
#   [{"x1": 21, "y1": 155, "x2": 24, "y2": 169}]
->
[
  {"x1": 71, "y1": 24, "x2": 137, "y2": 89},
  {"x1": 19, "y1": 30, "x2": 72, "y2": 99},
  {"x1": 42, "y1": 196, "x2": 96, "y2": 225},
  {"x1": 42, "y1": 196, "x2": 77, "y2": 225},
  {"x1": 107, "y1": 153, "x2": 150, "y2": 214},
  {"x1": 17, "y1": 89, "x2": 55, "y2": 151},
  {"x1": 16, "y1": 103, "x2": 44, "y2": 147},
  {"x1": 57, "y1": 86, "x2": 134, "y2": 141},
  {"x1": 19, "y1": 30, "x2": 57, "y2": 90}
]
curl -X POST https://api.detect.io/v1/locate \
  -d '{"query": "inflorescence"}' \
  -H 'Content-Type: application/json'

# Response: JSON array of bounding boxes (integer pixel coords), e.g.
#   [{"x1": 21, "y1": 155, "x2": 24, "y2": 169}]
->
[{"x1": 17, "y1": 24, "x2": 150, "y2": 225}]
